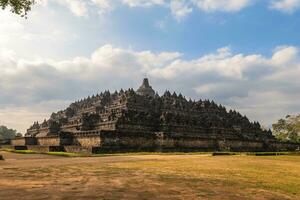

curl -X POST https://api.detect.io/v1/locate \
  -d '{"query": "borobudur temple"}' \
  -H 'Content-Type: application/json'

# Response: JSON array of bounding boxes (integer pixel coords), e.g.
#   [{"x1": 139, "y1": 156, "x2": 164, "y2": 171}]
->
[{"x1": 9, "y1": 78, "x2": 300, "y2": 153}]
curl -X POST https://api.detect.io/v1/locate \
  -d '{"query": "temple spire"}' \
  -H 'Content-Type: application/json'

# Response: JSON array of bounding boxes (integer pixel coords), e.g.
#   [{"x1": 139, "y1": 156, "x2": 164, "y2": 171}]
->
[
  {"x1": 142, "y1": 78, "x2": 150, "y2": 87},
  {"x1": 136, "y1": 78, "x2": 155, "y2": 97}
]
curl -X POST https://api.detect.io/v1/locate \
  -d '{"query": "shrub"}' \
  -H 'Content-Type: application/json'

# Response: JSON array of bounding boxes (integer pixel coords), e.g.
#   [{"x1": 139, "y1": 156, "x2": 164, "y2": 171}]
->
[
  {"x1": 212, "y1": 152, "x2": 237, "y2": 156},
  {"x1": 45, "y1": 152, "x2": 82, "y2": 157},
  {"x1": 247, "y1": 152, "x2": 300, "y2": 156}
]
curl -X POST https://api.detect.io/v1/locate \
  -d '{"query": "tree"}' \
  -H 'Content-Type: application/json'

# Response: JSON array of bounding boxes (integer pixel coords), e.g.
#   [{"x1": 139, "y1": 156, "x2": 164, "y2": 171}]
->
[
  {"x1": 0, "y1": 125, "x2": 21, "y2": 140},
  {"x1": 0, "y1": 0, "x2": 35, "y2": 17},
  {"x1": 272, "y1": 115, "x2": 300, "y2": 143}
]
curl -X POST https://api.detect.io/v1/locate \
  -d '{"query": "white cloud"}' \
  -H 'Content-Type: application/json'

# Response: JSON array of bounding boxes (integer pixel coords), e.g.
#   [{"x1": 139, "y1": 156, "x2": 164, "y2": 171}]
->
[
  {"x1": 170, "y1": 0, "x2": 193, "y2": 21},
  {"x1": 271, "y1": 46, "x2": 299, "y2": 66},
  {"x1": 33, "y1": 0, "x2": 258, "y2": 22},
  {"x1": 0, "y1": 9, "x2": 79, "y2": 60},
  {"x1": 122, "y1": 0, "x2": 252, "y2": 20},
  {"x1": 122, "y1": 0, "x2": 165, "y2": 7},
  {"x1": 192, "y1": 0, "x2": 251, "y2": 12},
  {"x1": 33, "y1": 0, "x2": 300, "y2": 23},
  {"x1": 54, "y1": 0, "x2": 88, "y2": 17},
  {"x1": 1, "y1": 45, "x2": 300, "y2": 133},
  {"x1": 91, "y1": 0, "x2": 114, "y2": 14},
  {"x1": 39, "y1": 0, "x2": 114, "y2": 17},
  {"x1": 270, "y1": 0, "x2": 300, "y2": 13}
]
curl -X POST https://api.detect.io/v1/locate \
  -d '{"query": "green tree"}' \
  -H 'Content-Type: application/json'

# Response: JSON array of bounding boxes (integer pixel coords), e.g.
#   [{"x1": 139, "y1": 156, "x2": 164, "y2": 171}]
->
[
  {"x1": 0, "y1": 125, "x2": 21, "y2": 140},
  {"x1": 0, "y1": 0, "x2": 35, "y2": 17},
  {"x1": 272, "y1": 115, "x2": 300, "y2": 143}
]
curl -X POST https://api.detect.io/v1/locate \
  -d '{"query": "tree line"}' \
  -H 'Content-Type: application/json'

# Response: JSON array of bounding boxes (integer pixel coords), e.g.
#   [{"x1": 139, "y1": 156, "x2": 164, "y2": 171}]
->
[
  {"x1": 272, "y1": 114, "x2": 300, "y2": 143},
  {"x1": 0, "y1": 125, "x2": 22, "y2": 140},
  {"x1": 0, "y1": 0, "x2": 35, "y2": 17}
]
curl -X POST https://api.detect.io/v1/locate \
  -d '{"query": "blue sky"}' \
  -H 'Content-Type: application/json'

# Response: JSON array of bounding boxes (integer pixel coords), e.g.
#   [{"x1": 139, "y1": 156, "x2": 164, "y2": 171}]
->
[
  {"x1": 108, "y1": 1, "x2": 300, "y2": 57},
  {"x1": 1, "y1": 0, "x2": 300, "y2": 133}
]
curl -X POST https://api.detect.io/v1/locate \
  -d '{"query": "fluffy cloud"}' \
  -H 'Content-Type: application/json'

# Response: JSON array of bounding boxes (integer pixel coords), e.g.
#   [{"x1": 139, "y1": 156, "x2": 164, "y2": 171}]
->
[
  {"x1": 1, "y1": 44, "x2": 300, "y2": 133},
  {"x1": 192, "y1": 0, "x2": 251, "y2": 12},
  {"x1": 91, "y1": 0, "x2": 114, "y2": 14},
  {"x1": 0, "y1": 9, "x2": 80, "y2": 60},
  {"x1": 122, "y1": 0, "x2": 165, "y2": 7},
  {"x1": 38, "y1": 0, "x2": 113, "y2": 17},
  {"x1": 38, "y1": 0, "x2": 255, "y2": 20},
  {"x1": 36, "y1": 0, "x2": 300, "y2": 21},
  {"x1": 122, "y1": 0, "x2": 251, "y2": 20},
  {"x1": 56, "y1": 0, "x2": 88, "y2": 17},
  {"x1": 270, "y1": 0, "x2": 300, "y2": 13},
  {"x1": 170, "y1": 0, "x2": 193, "y2": 21}
]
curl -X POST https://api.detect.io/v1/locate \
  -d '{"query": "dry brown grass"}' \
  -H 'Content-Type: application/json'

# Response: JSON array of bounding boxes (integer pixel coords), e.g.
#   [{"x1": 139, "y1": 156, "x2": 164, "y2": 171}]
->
[{"x1": 0, "y1": 151, "x2": 299, "y2": 200}]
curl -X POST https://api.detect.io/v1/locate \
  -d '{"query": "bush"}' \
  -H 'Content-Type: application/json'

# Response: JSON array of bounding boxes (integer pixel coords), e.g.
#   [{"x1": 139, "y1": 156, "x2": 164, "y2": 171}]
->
[
  {"x1": 13, "y1": 150, "x2": 36, "y2": 154},
  {"x1": 0, "y1": 154, "x2": 4, "y2": 160},
  {"x1": 247, "y1": 152, "x2": 300, "y2": 156},
  {"x1": 212, "y1": 152, "x2": 237, "y2": 156},
  {"x1": 45, "y1": 152, "x2": 82, "y2": 157}
]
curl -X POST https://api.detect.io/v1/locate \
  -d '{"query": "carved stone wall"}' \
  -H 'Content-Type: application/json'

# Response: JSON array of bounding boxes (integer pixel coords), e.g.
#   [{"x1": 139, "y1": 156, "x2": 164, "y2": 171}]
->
[
  {"x1": 11, "y1": 138, "x2": 26, "y2": 146},
  {"x1": 27, "y1": 145, "x2": 50, "y2": 152},
  {"x1": 73, "y1": 135, "x2": 101, "y2": 147},
  {"x1": 218, "y1": 140, "x2": 265, "y2": 152},
  {"x1": 64, "y1": 146, "x2": 92, "y2": 154},
  {"x1": 37, "y1": 136, "x2": 60, "y2": 146},
  {"x1": 6, "y1": 133, "x2": 300, "y2": 153},
  {"x1": 0, "y1": 145, "x2": 14, "y2": 149},
  {"x1": 268, "y1": 141, "x2": 300, "y2": 151}
]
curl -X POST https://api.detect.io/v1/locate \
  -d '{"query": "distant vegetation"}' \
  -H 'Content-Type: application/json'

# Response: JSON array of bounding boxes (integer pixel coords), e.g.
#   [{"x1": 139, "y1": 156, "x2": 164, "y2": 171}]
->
[
  {"x1": 273, "y1": 114, "x2": 300, "y2": 143},
  {"x1": 0, "y1": 0, "x2": 35, "y2": 17},
  {"x1": 0, "y1": 125, "x2": 22, "y2": 140}
]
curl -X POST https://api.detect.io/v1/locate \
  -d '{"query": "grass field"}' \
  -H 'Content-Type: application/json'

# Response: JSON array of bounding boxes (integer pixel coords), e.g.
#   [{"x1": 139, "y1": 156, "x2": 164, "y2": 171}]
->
[{"x1": 0, "y1": 151, "x2": 300, "y2": 200}]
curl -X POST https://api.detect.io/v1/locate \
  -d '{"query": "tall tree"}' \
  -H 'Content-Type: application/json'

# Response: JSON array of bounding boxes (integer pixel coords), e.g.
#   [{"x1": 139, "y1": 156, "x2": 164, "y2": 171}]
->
[
  {"x1": 0, "y1": 125, "x2": 21, "y2": 140},
  {"x1": 0, "y1": 0, "x2": 35, "y2": 17},
  {"x1": 272, "y1": 115, "x2": 300, "y2": 143}
]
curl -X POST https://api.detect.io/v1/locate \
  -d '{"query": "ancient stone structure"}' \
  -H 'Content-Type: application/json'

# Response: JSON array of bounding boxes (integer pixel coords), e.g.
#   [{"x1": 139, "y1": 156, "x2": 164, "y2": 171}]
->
[{"x1": 8, "y1": 78, "x2": 300, "y2": 153}]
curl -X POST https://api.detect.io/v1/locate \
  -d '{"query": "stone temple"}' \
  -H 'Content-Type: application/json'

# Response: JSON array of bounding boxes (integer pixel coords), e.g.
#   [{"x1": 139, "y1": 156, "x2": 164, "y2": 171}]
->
[{"x1": 8, "y1": 79, "x2": 300, "y2": 153}]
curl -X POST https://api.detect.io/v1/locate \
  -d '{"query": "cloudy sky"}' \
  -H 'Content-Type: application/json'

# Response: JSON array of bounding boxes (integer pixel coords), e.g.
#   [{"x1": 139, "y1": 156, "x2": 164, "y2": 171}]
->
[{"x1": 1, "y1": 0, "x2": 300, "y2": 133}]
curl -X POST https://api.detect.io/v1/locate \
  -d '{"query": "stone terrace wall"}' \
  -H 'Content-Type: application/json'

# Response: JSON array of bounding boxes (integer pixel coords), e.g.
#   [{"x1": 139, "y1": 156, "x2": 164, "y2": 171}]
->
[
  {"x1": 0, "y1": 145, "x2": 14, "y2": 149},
  {"x1": 11, "y1": 138, "x2": 26, "y2": 146},
  {"x1": 27, "y1": 145, "x2": 50, "y2": 153},
  {"x1": 5, "y1": 131, "x2": 300, "y2": 153},
  {"x1": 96, "y1": 131, "x2": 300, "y2": 153},
  {"x1": 96, "y1": 132, "x2": 219, "y2": 152},
  {"x1": 73, "y1": 135, "x2": 101, "y2": 147},
  {"x1": 11, "y1": 137, "x2": 37, "y2": 146},
  {"x1": 37, "y1": 136, "x2": 60, "y2": 146},
  {"x1": 268, "y1": 141, "x2": 300, "y2": 151},
  {"x1": 64, "y1": 146, "x2": 92, "y2": 154},
  {"x1": 218, "y1": 140, "x2": 265, "y2": 152}
]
